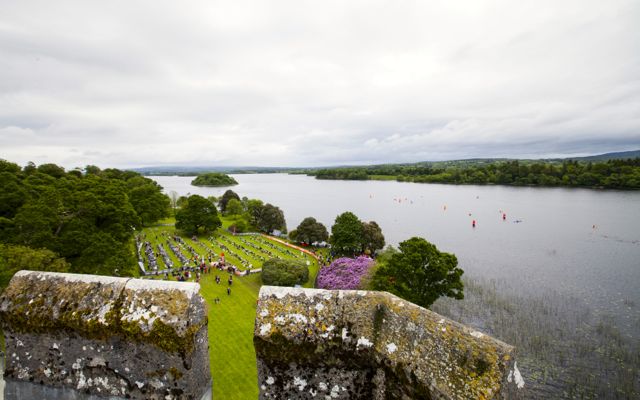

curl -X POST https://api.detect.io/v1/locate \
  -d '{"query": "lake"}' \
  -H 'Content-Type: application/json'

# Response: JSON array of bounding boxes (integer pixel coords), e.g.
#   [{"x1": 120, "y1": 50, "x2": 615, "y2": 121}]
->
[{"x1": 152, "y1": 173, "x2": 640, "y2": 397}]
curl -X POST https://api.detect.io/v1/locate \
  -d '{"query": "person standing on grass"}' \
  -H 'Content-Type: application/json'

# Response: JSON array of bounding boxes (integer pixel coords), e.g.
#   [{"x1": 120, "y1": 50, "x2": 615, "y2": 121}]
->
[{"x1": 227, "y1": 287, "x2": 231, "y2": 296}]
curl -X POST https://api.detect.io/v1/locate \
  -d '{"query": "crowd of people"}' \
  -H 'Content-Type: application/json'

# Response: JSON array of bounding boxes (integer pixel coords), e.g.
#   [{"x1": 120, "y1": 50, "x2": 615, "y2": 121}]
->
[{"x1": 137, "y1": 230, "x2": 324, "y2": 304}]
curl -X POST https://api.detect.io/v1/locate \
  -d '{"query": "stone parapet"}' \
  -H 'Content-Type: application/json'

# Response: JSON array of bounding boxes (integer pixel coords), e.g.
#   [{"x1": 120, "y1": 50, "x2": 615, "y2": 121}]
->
[
  {"x1": 254, "y1": 286, "x2": 524, "y2": 399},
  {"x1": 0, "y1": 271, "x2": 211, "y2": 400}
]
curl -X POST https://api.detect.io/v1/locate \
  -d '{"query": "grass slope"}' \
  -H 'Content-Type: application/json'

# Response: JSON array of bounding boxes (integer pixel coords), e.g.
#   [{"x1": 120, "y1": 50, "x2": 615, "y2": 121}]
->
[{"x1": 140, "y1": 217, "x2": 323, "y2": 399}]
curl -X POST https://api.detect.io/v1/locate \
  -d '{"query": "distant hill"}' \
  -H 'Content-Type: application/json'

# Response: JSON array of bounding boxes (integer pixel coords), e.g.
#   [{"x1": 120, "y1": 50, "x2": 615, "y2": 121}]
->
[
  {"x1": 131, "y1": 166, "x2": 295, "y2": 176},
  {"x1": 565, "y1": 149, "x2": 640, "y2": 162},
  {"x1": 129, "y1": 150, "x2": 639, "y2": 175}
]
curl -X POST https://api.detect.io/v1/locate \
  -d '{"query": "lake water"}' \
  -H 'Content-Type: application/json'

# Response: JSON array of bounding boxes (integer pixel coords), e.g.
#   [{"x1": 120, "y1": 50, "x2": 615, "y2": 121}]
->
[
  {"x1": 152, "y1": 173, "x2": 640, "y2": 397},
  {"x1": 153, "y1": 174, "x2": 640, "y2": 312}
]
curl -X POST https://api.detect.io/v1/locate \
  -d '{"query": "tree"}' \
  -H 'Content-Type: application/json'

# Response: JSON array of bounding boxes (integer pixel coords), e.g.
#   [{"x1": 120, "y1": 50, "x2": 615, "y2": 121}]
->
[
  {"x1": 361, "y1": 221, "x2": 385, "y2": 254},
  {"x1": 293, "y1": 217, "x2": 328, "y2": 244},
  {"x1": 261, "y1": 258, "x2": 309, "y2": 286},
  {"x1": 0, "y1": 243, "x2": 69, "y2": 292},
  {"x1": 329, "y1": 211, "x2": 363, "y2": 256},
  {"x1": 175, "y1": 195, "x2": 221, "y2": 236},
  {"x1": 219, "y1": 190, "x2": 241, "y2": 213},
  {"x1": 225, "y1": 198, "x2": 244, "y2": 216},
  {"x1": 127, "y1": 180, "x2": 171, "y2": 226},
  {"x1": 254, "y1": 203, "x2": 286, "y2": 234},
  {"x1": 371, "y1": 237, "x2": 464, "y2": 308}
]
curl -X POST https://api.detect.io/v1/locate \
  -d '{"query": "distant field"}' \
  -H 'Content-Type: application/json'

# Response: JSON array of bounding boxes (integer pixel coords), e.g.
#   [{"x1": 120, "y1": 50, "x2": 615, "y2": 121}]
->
[{"x1": 139, "y1": 218, "x2": 322, "y2": 399}]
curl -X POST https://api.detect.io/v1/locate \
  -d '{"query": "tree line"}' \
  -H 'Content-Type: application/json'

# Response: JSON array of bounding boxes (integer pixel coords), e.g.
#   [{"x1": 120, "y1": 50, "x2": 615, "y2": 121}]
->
[
  {"x1": 311, "y1": 159, "x2": 640, "y2": 189},
  {"x1": 0, "y1": 160, "x2": 171, "y2": 289}
]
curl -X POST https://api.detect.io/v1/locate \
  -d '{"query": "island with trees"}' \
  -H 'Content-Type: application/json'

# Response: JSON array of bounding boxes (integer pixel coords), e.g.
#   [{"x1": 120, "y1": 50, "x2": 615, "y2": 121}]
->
[{"x1": 191, "y1": 172, "x2": 238, "y2": 187}]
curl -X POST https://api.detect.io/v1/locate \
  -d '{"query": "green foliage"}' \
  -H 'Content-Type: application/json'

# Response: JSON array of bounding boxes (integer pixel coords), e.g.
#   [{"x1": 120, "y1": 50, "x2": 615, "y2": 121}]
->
[
  {"x1": 261, "y1": 258, "x2": 309, "y2": 286},
  {"x1": 0, "y1": 243, "x2": 69, "y2": 292},
  {"x1": 175, "y1": 195, "x2": 221, "y2": 236},
  {"x1": 361, "y1": 221, "x2": 385, "y2": 253},
  {"x1": 292, "y1": 217, "x2": 328, "y2": 244},
  {"x1": 315, "y1": 169, "x2": 368, "y2": 180},
  {"x1": 127, "y1": 176, "x2": 171, "y2": 226},
  {"x1": 309, "y1": 158, "x2": 640, "y2": 189},
  {"x1": 225, "y1": 198, "x2": 244, "y2": 216},
  {"x1": 329, "y1": 212, "x2": 363, "y2": 256},
  {"x1": 219, "y1": 190, "x2": 241, "y2": 213},
  {"x1": 228, "y1": 218, "x2": 248, "y2": 233},
  {"x1": 372, "y1": 237, "x2": 464, "y2": 308},
  {"x1": 0, "y1": 162, "x2": 161, "y2": 277},
  {"x1": 246, "y1": 199, "x2": 286, "y2": 234},
  {"x1": 191, "y1": 173, "x2": 238, "y2": 187}
]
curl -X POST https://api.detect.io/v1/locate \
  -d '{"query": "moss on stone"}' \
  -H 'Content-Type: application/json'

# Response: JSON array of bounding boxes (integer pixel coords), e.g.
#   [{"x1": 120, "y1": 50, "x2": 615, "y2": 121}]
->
[{"x1": 0, "y1": 273, "x2": 206, "y2": 355}]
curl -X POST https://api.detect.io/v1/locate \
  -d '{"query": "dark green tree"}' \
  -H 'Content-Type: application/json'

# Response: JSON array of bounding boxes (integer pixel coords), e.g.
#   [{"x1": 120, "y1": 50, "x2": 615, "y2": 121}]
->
[
  {"x1": 225, "y1": 198, "x2": 244, "y2": 216},
  {"x1": 175, "y1": 195, "x2": 221, "y2": 236},
  {"x1": 219, "y1": 190, "x2": 241, "y2": 213},
  {"x1": 372, "y1": 237, "x2": 464, "y2": 308},
  {"x1": 293, "y1": 217, "x2": 328, "y2": 244},
  {"x1": 361, "y1": 221, "x2": 385, "y2": 254},
  {"x1": 329, "y1": 211, "x2": 363, "y2": 256},
  {"x1": 0, "y1": 243, "x2": 69, "y2": 292},
  {"x1": 254, "y1": 203, "x2": 286, "y2": 234},
  {"x1": 261, "y1": 258, "x2": 309, "y2": 286},
  {"x1": 127, "y1": 178, "x2": 171, "y2": 226}
]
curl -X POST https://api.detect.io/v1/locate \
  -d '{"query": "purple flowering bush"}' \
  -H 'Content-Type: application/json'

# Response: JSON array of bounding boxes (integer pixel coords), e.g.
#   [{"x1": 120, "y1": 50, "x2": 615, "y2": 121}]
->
[{"x1": 316, "y1": 256, "x2": 374, "y2": 290}]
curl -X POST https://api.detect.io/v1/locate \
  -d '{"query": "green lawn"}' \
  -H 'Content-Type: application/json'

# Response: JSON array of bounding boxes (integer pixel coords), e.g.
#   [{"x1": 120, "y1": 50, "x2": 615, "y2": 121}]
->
[{"x1": 139, "y1": 218, "x2": 322, "y2": 399}]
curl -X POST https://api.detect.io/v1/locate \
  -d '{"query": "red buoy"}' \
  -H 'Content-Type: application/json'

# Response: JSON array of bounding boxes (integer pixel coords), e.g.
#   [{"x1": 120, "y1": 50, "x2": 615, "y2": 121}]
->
[
  {"x1": 472, "y1": 220, "x2": 476, "y2": 227},
  {"x1": 503, "y1": 213, "x2": 506, "y2": 220}
]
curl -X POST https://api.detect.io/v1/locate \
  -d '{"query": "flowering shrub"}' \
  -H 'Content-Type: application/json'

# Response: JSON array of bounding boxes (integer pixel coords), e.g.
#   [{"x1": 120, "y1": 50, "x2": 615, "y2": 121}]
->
[{"x1": 316, "y1": 256, "x2": 374, "y2": 290}]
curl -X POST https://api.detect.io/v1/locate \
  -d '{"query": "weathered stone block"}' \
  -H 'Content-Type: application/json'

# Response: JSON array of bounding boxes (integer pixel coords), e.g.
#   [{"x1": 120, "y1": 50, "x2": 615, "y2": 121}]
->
[
  {"x1": 254, "y1": 286, "x2": 524, "y2": 399},
  {"x1": 0, "y1": 271, "x2": 211, "y2": 400}
]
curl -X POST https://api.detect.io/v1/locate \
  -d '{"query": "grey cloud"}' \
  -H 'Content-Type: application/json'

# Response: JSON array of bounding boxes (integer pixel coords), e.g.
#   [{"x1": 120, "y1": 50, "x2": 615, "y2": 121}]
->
[{"x1": 0, "y1": 0, "x2": 638, "y2": 169}]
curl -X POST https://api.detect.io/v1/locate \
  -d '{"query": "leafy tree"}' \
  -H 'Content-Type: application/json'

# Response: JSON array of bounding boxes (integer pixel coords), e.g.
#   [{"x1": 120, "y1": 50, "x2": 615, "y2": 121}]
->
[
  {"x1": 361, "y1": 221, "x2": 385, "y2": 254},
  {"x1": 219, "y1": 190, "x2": 241, "y2": 213},
  {"x1": 0, "y1": 243, "x2": 69, "y2": 292},
  {"x1": 330, "y1": 211, "x2": 363, "y2": 256},
  {"x1": 177, "y1": 196, "x2": 188, "y2": 208},
  {"x1": 225, "y1": 198, "x2": 244, "y2": 216},
  {"x1": 293, "y1": 217, "x2": 328, "y2": 244},
  {"x1": 371, "y1": 237, "x2": 464, "y2": 308},
  {"x1": 175, "y1": 195, "x2": 221, "y2": 236},
  {"x1": 228, "y1": 219, "x2": 248, "y2": 234},
  {"x1": 37, "y1": 163, "x2": 66, "y2": 178},
  {"x1": 84, "y1": 165, "x2": 101, "y2": 175},
  {"x1": 0, "y1": 161, "x2": 163, "y2": 277},
  {"x1": 0, "y1": 159, "x2": 21, "y2": 174},
  {"x1": 254, "y1": 203, "x2": 286, "y2": 234},
  {"x1": 127, "y1": 178, "x2": 171, "y2": 225},
  {"x1": 261, "y1": 258, "x2": 309, "y2": 286},
  {"x1": 0, "y1": 172, "x2": 26, "y2": 218}
]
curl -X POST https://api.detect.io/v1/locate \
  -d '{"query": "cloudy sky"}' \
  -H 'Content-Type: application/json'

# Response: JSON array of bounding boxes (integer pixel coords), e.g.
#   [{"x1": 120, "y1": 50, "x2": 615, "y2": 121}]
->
[{"x1": 1, "y1": 0, "x2": 638, "y2": 168}]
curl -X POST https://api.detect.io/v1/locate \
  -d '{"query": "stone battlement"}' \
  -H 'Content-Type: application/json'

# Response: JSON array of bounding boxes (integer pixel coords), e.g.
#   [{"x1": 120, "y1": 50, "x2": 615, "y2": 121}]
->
[
  {"x1": 0, "y1": 271, "x2": 211, "y2": 400},
  {"x1": 254, "y1": 286, "x2": 524, "y2": 399}
]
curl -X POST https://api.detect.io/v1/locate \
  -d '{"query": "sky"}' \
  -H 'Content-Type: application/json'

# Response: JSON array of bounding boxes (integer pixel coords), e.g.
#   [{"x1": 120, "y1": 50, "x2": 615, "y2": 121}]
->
[{"x1": 0, "y1": 0, "x2": 638, "y2": 169}]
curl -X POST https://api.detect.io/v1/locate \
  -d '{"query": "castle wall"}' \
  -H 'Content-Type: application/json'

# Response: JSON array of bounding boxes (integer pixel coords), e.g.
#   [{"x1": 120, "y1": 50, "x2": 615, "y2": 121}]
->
[
  {"x1": 254, "y1": 286, "x2": 525, "y2": 399},
  {"x1": 0, "y1": 271, "x2": 211, "y2": 400}
]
